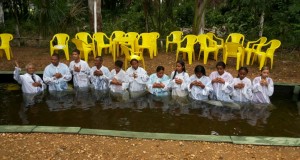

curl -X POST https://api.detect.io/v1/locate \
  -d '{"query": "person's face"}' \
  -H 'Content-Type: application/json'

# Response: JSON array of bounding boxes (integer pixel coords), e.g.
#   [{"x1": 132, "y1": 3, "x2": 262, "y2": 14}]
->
[
  {"x1": 131, "y1": 60, "x2": 139, "y2": 70},
  {"x1": 261, "y1": 69, "x2": 269, "y2": 78},
  {"x1": 94, "y1": 58, "x2": 103, "y2": 67},
  {"x1": 156, "y1": 70, "x2": 164, "y2": 78},
  {"x1": 72, "y1": 52, "x2": 80, "y2": 61},
  {"x1": 238, "y1": 70, "x2": 247, "y2": 80},
  {"x1": 176, "y1": 63, "x2": 183, "y2": 72},
  {"x1": 195, "y1": 72, "x2": 203, "y2": 78},
  {"x1": 27, "y1": 65, "x2": 35, "y2": 74},
  {"x1": 216, "y1": 66, "x2": 225, "y2": 75},
  {"x1": 51, "y1": 56, "x2": 59, "y2": 66},
  {"x1": 115, "y1": 65, "x2": 121, "y2": 72}
]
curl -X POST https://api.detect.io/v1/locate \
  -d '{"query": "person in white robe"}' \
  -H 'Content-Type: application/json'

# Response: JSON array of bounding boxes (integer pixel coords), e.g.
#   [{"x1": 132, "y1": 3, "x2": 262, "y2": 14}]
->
[
  {"x1": 229, "y1": 67, "x2": 252, "y2": 103},
  {"x1": 89, "y1": 56, "x2": 111, "y2": 90},
  {"x1": 14, "y1": 61, "x2": 46, "y2": 93},
  {"x1": 126, "y1": 59, "x2": 149, "y2": 93},
  {"x1": 209, "y1": 61, "x2": 233, "y2": 102},
  {"x1": 188, "y1": 65, "x2": 212, "y2": 101},
  {"x1": 69, "y1": 49, "x2": 90, "y2": 88},
  {"x1": 43, "y1": 53, "x2": 72, "y2": 91},
  {"x1": 252, "y1": 66, "x2": 274, "y2": 104},
  {"x1": 169, "y1": 60, "x2": 190, "y2": 97},
  {"x1": 147, "y1": 66, "x2": 170, "y2": 96}
]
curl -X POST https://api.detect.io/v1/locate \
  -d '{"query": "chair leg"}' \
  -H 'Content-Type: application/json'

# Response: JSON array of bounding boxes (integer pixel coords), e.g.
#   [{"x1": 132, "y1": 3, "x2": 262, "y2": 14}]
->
[
  {"x1": 142, "y1": 58, "x2": 145, "y2": 70},
  {"x1": 236, "y1": 55, "x2": 241, "y2": 70},
  {"x1": 203, "y1": 51, "x2": 208, "y2": 64},
  {"x1": 214, "y1": 49, "x2": 219, "y2": 61},
  {"x1": 10, "y1": 47, "x2": 13, "y2": 59},
  {"x1": 5, "y1": 48, "x2": 11, "y2": 60},
  {"x1": 198, "y1": 50, "x2": 202, "y2": 60},
  {"x1": 64, "y1": 48, "x2": 69, "y2": 61},
  {"x1": 176, "y1": 50, "x2": 179, "y2": 62},
  {"x1": 188, "y1": 52, "x2": 193, "y2": 65},
  {"x1": 259, "y1": 55, "x2": 266, "y2": 70},
  {"x1": 84, "y1": 52, "x2": 88, "y2": 62}
]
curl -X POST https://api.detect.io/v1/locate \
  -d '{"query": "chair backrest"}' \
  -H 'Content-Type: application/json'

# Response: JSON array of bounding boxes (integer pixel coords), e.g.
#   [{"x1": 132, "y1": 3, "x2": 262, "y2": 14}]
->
[
  {"x1": 54, "y1": 33, "x2": 69, "y2": 45},
  {"x1": 197, "y1": 34, "x2": 209, "y2": 49},
  {"x1": 168, "y1": 31, "x2": 183, "y2": 42},
  {"x1": 120, "y1": 44, "x2": 141, "y2": 61},
  {"x1": 225, "y1": 43, "x2": 242, "y2": 57},
  {"x1": 110, "y1": 31, "x2": 125, "y2": 41},
  {"x1": 138, "y1": 33, "x2": 154, "y2": 45},
  {"x1": 75, "y1": 32, "x2": 92, "y2": 44},
  {"x1": 226, "y1": 33, "x2": 245, "y2": 45},
  {"x1": 125, "y1": 32, "x2": 139, "y2": 39},
  {"x1": 93, "y1": 32, "x2": 109, "y2": 45},
  {"x1": 151, "y1": 32, "x2": 160, "y2": 39},
  {"x1": 266, "y1": 39, "x2": 281, "y2": 56},
  {"x1": 71, "y1": 38, "x2": 90, "y2": 51},
  {"x1": 181, "y1": 35, "x2": 198, "y2": 49},
  {"x1": 0, "y1": 33, "x2": 13, "y2": 46}
]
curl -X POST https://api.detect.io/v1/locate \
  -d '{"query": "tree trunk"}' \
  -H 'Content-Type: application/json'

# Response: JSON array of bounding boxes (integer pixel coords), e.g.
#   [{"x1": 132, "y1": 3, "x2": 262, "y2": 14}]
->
[
  {"x1": 88, "y1": 0, "x2": 103, "y2": 33},
  {"x1": 0, "y1": 2, "x2": 4, "y2": 24},
  {"x1": 259, "y1": 11, "x2": 265, "y2": 37},
  {"x1": 193, "y1": 0, "x2": 209, "y2": 35}
]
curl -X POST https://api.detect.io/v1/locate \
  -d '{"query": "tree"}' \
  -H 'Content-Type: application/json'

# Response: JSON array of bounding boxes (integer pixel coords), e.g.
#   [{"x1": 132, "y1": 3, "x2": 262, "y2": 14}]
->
[
  {"x1": 193, "y1": 0, "x2": 209, "y2": 35},
  {"x1": 88, "y1": 0, "x2": 102, "y2": 32}
]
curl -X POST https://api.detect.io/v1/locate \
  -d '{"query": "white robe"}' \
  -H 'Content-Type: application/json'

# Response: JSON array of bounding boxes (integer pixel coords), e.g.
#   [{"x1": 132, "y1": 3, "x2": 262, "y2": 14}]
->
[
  {"x1": 230, "y1": 77, "x2": 253, "y2": 103},
  {"x1": 90, "y1": 65, "x2": 111, "y2": 90},
  {"x1": 69, "y1": 60, "x2": 90, "y2": 88},
  {"x1": 188, "y1": 75, "x2": 212, "y2": 101},
  {"x1": 147, "y1": 73, "x2": 170, "y2": 96},
  {"x1": 126, "y1": 67, "x2": 149, "y2": 92},
  {"x1": 169, "y1": 71, "x2": 190, "y2": 97},
  {"x1": 14, "y1": 67, "x2": 46, "y2": 93},
  {"x1": 209, "y1": 71, "x2": 233, "y2": 102},
  {"x1": 43, "y1": 63, "x2": 72, "y2": 91},
  {"x1": 252, "y1": 76, "x2": 274, "y2": 104},
  {"x1": 109, "y1": 69, "x2": 129, "y2": 93}
]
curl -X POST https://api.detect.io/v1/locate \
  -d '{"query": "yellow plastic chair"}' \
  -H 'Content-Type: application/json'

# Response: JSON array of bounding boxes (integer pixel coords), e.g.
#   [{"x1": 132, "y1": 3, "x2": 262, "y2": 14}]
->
[
  {"x1": 92, "y1": 32, "x2": 111, "y2": 56},
  {"x1": 110, "y1": 31, "x2": 125, "y2": 61},
  {"x1": 244, "y1": 37, "x2": 267, "y2": 65},
  {"x1": 120, "y1": 44, "x2": 145, "y2": 70},
  {"x1": 206, "y1": 32, "x2": 224, "y2": 54},
  {"x1": 136, "y1": 33, "x2": 154, "y2": 59},
  {"x1": 197, "y1": 34, "x2": 219, "y2": 64},
  {"x1": 176, "y1": 35, "x2": 198, "y2": 65},
  {"x1": 223, "y1": 42, "x2": 244, "y2": 70},
  {"x1": 166, "y1": 31, "x2": 183, "y2": 52},
  {"x1": 121, "y1": 32, "x2": 139, "y2": 50},
  {"x1": 71, "y1": 38, "x2": 93, "y2": 62},
  {"x1": 150, "y1": 32, "x2": 160, "y2": 56},
  {"x1": 225, "y1": 33, "x2": 245, "y2": 45},
  {"x1": 75, "y1": 32, "x2": 95, "y2": 58},
  {"x1": 0, "y1": 33, "x2": 13, "y2": 60},
  {"x1": 49, "y1": 33, "x2": 70, "y2": 60},
  {"x1": 251, "y1": 39, "x2": 281, "y2": 70}
]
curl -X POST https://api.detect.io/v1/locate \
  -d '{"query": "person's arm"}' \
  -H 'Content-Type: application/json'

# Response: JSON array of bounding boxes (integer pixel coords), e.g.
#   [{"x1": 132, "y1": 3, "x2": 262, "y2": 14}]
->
[
  {"x1": 266, "y1": 78, "x2": 274, "y2": 96},
  {"x1": 60, "y1": 64, "x2": 72, "y2": 82},
  {"x1": 43, "y1": 66, "x2": 57, "y2": 84}
]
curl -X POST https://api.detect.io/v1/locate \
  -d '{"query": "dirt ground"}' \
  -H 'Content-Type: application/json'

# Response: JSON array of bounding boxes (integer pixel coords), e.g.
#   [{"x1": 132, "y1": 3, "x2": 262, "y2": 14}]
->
[{"x1": 0, "y1": 47, "x2": 300, "y2": 159}]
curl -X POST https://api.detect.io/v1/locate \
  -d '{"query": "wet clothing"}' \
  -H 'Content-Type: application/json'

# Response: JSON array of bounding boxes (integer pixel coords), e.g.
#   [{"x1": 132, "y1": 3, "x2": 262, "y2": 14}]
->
[
  {"x1": 147, "y1": 73, "x2": 170, "y2": 96},
  {"x1": 90, "y1": 65, "x2": 111, "y2": 90},
  {"x1": 230, "y1": 77, "x2": 253, "y2": 103},
  {"x1": 126, "y1": 67, "x2": 149, "y2": 92},
  {"x1": 169, "y1": 71, "x2": 190, "y2": 97},
  {"x1": 209, "y1": 71, "x2": 233, "y2": 102},
  {"x1": 69, "y1": 60, "x2": 90, "y2": 88},
  {"x1": 188, "y1": 75, "x2": 213, "y2": 101},
  {"x1": 43, "y1": 63, "x2": 72, "y2": 91},
  {"x1": 252, "y1": 76, "x2": 274, "y2": 104}
]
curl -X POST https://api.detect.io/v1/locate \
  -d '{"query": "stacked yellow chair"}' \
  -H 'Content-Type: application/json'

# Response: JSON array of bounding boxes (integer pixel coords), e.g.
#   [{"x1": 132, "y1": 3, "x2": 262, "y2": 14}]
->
[
  {"x1": 176, "y1": 35, "x2": 198, "y2": 65},
  {"x1": 50, "y1": 33, "x2": 70, "y2": 60},
  {"x1": 120, "y1": 44, "x2": 145, "y2": 70},
  {"x1": 206, "y1": 32, "x2": 224, "y2": 58},
  {"x1": 197, "y1": 34, "x2": 219, "y2": 64},
  {"x1": 225, "y1": 33, "x2": 245, "y2": 45},
  {"x1": 223, "y1": 42, "x2": 244, "y2": 70},
  {"x1": 244, "y1": 37, "x2": 267, "y2": 65},
  {"x1": 109, "y1": 31, "x2": 125, "y2": 61},
  {"x1": 150, "y1": 32, "x2": 160, "y2": 56},
  {"x1": 92, "y1": 32, "x2": 111, "y2": 56},
  {"x1": 75, "y1": 32, "x2": 95, "y2": 58},
  {"x1": 71, "y1": 38, "x2": 93, "y2": 62},
  {"x1": 0, "y1": 33, "x2": 13, "y2": 60},
  {"x1": 251, "y1": 39, "x2": 281, "y2": 70},
  {"x1": 166, "y1": 31, "x2": 183, "y2": 52},
  {"x1": 136, "y1": 33, "x2": 154, "y2": 59}
]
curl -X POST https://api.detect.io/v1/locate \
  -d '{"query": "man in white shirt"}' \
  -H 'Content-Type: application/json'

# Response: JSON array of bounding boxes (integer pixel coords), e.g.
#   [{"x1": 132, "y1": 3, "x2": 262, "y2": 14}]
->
[
  {"x1": 69, "y1": 49, "x2": 90, "y2": 88},
  {"x1": 43, "y1": 53, "x2": 72, "y2": 91},
  {"x1": 90, "y1": 56, "x2": 111, "y2": 90}
]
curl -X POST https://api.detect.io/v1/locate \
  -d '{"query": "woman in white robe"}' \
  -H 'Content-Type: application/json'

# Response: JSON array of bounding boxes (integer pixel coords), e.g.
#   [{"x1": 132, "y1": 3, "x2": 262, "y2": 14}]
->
[
  {"x1": 230, "y1": 67, "x2": 252, "y2": 103},
  {"x1": 169, "y1": 60, "x2": 190, "y2": 97},
  {"x1": 188, "y1": 65, "x2": 212, "y2": 101},
  {"x1": 126, "y1": 59, "x2": 149, "y2": 92},
  {"x1": 209, "y1": 61, "x2": 233, "y2": 102},
  {"x1": 90, "y1": 56, "x2": 111, "y2": 90},
  {"x1": 147, "y1": 66, "x2": 170, "y2": 96}
]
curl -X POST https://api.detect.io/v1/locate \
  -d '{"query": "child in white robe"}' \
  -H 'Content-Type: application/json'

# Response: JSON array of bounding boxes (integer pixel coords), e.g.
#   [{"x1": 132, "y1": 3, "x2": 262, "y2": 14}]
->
[
  {"x1": 188, "y1": 65, "x2": 212, "y2": 101},
  {"x1": 252, "y1": 66, "x2": 274, "y2": 104},
  {"x1": 169, "y1": 60, "x2": 190, "y2": 97},
  {"x1": 69, "y1": 49, "x2": 90, "y2": 88},
  {"x1": 147, "y1": 66, "x2": 170, "y2": 96},
  {"x1": 126, "y1": 59, "x2": 149, "y2": 92},
  {"x1": 90, "y1": 56, "x2": 111, "y2": 90},
  {"x1": 209, "y1": 61, "x2": 233, "y2": 102},
  {"x1": 109, "y1": 60, "x2": 129, "y2": 93},
  {"x1": 230, "y1": 67, "x2": 252, "y2": 103}
]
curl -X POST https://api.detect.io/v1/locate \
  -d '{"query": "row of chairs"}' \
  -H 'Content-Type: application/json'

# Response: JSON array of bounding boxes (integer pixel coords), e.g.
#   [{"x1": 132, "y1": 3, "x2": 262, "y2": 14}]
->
[
  {"x1": 166, "y1": 31, "x2": 281, "y2": 70},
  {"x1": 50, "y1": 31, "x2": 160, "y2": 62}
]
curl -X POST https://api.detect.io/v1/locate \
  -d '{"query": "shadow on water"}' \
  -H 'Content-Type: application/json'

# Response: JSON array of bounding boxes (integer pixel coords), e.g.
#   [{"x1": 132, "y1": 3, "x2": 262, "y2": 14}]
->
[{"x1": 0, "y1": 84, "x2": 300, "y2": 137}]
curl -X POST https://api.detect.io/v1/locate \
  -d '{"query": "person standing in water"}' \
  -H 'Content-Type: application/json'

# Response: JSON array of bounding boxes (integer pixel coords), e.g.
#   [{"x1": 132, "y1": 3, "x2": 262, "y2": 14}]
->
[
  {"x1": 169, "y1": 60, "x2": 190, "y2": 97},
  {"x1": 90, "y1": 56, "x2": 111, "y2": 90},
  {"x1": 147, "y1": 66, "x2": 170, "y2": 96},
  {"x1": 69, "y1": 49, "x2": 90, "y2": 88},
  {"x1": 230, "y1": 67, "x2": 252, "y2": 103}
]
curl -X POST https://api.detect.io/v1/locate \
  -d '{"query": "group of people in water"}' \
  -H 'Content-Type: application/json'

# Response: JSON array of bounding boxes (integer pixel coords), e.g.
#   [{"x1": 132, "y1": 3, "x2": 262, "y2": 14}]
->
[{"x1": 13, "y1": 49, "x2": 274, "y2": 105}]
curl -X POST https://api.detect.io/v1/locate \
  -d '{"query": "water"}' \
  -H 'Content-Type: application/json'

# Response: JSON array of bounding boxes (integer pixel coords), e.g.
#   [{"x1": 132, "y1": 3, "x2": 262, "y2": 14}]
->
[{"x1": 0, "y1": 83, "x2": 299, "y2": 137}]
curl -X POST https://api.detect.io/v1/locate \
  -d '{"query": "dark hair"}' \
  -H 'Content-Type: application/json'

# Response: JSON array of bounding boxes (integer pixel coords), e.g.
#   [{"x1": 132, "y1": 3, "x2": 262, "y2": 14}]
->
[
  {"x1": 156, "y1": 66, "x2": 164, "y2": 72},
  {"x1": 261, "y1": 66, "x2": 269, "y2": 72},
  {"x1": 194, "y1": 65, "x2": 206, "y2": 76},
  {"x1": 115, "y1": 60, "x2": 123, "y2": 68},
  {"x1": 52, "y1": 53, "x2": 60, "y2": 60},
  {"x1": 172, "y1": 60, "x2": 186, "y2": 79},
  {"x1": 130, "y1": 58, "x2": 139, "y2": 64},
  {"x1": 216, "y1": 61, "x2": 226, "y2": 69},
  {"x1": 95, "y1": 56, "x2": 103, "y2": 61},
  {"x1": 237, "y1": 66, "x2": 248, "y2": 78},
  {"x1": 72, "y1": 49, "x2": 80, "y2": 55}
]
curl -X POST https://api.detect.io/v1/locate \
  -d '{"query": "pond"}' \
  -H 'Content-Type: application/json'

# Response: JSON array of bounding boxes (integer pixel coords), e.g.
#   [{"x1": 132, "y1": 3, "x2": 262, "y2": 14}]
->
[{"x1": 0, "y1": 83, "x2": 299, "y2": 137}]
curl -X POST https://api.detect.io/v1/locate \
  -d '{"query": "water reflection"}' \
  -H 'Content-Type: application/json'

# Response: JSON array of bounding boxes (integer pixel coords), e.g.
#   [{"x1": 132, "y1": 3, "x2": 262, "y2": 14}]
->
[
  {"x1": 19, "y1": 92, "x2": 44, "y2": 124},
  {"x1": 46, "y1": 91, "x2": 74, "y2": 111}
]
